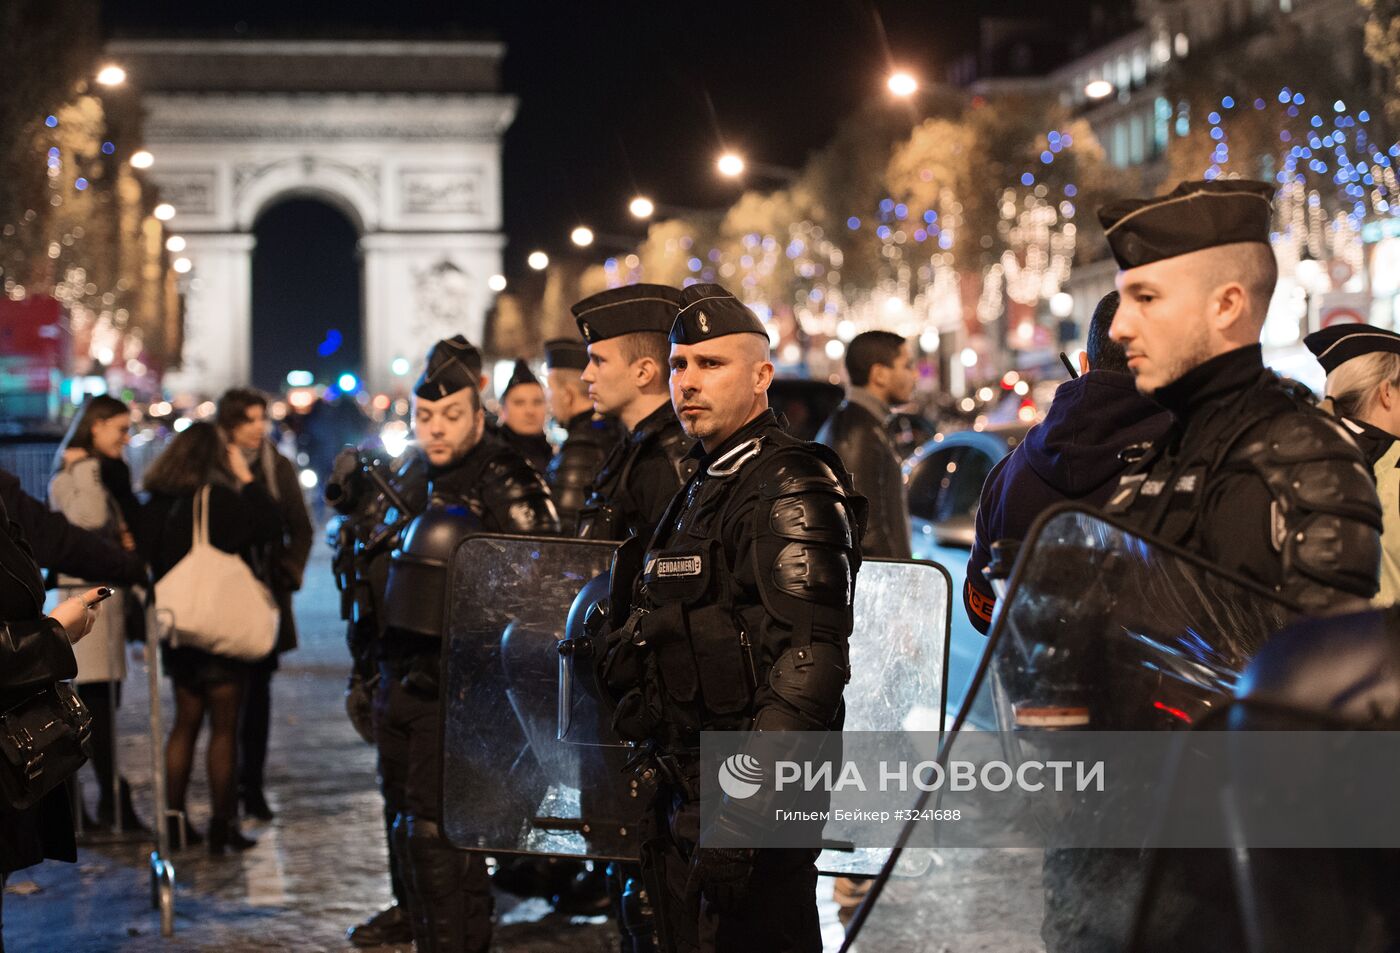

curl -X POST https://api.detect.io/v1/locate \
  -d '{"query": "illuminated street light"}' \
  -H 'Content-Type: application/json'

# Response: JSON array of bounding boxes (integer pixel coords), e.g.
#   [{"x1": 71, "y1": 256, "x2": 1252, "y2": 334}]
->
[
  {"x1": 172, "y1": 257, "x2": 192, "y2": 274},
  {"x1": 153, "y1": 202, "x2": 176, "y2": 221},
  {"x1": 527, "y1": 251, "x2": 550, "y2": 271},
  {"x1": 629, "y1": 196, "x2": 655, "y2": 219},
  {"x1": 96, "y1": 65, "x2": 127, "y2": 87},
  {"x1": 1049, "y1": 291, "x2": 1075, "y2": 318},
  {"x1": 129, "y1": 150, "x2": 154, "y2": 169},
  {"x1": 1085, "y1": 79, "x2": 1115, "y2": 100},
  {"x1": 165, "y1": 235, "x2": 186, "y2": 253},
  {"x1": 887, "y1": 71, "x2": 918, "y2": 97},
  {"x1": 571, "y1": 226, "x2": 595, "y2": 247},
  {"x1": 716, "y1": 152, "x2": 746, "y2": 178},
  {"x1": 487, "y1": 274, "x2": 508, "y2": 292}
]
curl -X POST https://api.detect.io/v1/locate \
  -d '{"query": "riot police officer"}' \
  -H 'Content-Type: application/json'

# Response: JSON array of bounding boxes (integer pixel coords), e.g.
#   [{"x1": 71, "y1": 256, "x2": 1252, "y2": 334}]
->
[
  {"x1": 378, "y1": 336, "x2": 559, "y2": 953},
  {"x1": 1100, "y1": 179, "x2": 1381, "y2": 611},
  {"x1": 574, "y1": 284, "x2": 696, "y2": 542},
  {"x1": 544, "y1": 337, "x2": 623, "y2": 535},
  {"x1": 601, "y1": 283, "x2": 865, "y2": 953}
]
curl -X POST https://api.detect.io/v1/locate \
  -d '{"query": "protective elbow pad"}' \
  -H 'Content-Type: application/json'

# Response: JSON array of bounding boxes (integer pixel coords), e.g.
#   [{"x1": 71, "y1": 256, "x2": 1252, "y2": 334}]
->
[{"x1": 757, "y1": 642, "x2": 847, "y2": 729}]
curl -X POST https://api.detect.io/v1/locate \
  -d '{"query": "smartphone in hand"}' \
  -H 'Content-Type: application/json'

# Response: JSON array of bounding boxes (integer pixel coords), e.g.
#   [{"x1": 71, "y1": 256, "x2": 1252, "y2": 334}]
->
[{"x1": 84, "y1": 587, "x2": 115, "y2": 607}]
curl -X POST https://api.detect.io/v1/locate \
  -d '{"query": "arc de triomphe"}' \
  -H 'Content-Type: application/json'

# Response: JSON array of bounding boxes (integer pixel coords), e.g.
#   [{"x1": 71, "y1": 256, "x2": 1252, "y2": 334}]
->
[{"x1": 109, "y1": 39, "x2": 516, "y2": 396}]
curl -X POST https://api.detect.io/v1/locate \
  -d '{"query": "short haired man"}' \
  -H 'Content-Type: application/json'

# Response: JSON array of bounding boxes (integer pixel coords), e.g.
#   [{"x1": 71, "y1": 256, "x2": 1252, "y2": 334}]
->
[
  {"x1": 497, "y1": 358, "x2": 554, "y2": 473},
  {"x1": 373, "y1": 337, "x2": 558, "y2": 953},
  {"x1": 601, "y1": 283, "x2": 864, "y2": 952},
  {"x1": 1098, "y1": 179, "x2": 1380, "y2": 612},
  {"x1": 963, "y1": 292, "x2": 1171, "y2": 633},
  {"x1": 1305, "y1": 322, "x2": 1400, "y2": 604},
  {"x1": 543, "y1": 337, "x2": 623, "y2": 535},
  {"x1": 573, "y1": 283, "x2": 696, "y2": 541},
  {"x1": 816, "y1": 330, "x2": 916, "y2": 559},
  {"x1": 215, "y1": 387, "x2": 313, "y2": 821}
]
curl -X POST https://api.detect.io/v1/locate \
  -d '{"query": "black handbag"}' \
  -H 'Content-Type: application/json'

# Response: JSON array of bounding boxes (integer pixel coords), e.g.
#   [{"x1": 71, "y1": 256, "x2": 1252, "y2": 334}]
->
[{"x1": 0, "y1": 682, "x2": 93, "y2": 811}]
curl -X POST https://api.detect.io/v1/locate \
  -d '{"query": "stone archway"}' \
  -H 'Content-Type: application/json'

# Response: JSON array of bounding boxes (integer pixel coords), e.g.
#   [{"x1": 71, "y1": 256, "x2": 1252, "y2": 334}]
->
[{"x1": 109, "y1": 38, "x2": 517, "y2": 396}]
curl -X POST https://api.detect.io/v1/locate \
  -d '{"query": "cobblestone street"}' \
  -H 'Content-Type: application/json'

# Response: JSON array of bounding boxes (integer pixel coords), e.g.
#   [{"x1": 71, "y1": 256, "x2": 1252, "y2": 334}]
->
[{"x1": 3, "y1": 546, "x2": 849, "y2": 952}]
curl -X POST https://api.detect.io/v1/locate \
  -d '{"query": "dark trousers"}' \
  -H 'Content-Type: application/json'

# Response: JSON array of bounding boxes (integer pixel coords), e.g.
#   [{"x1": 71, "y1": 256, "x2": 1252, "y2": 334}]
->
[
  {"x1": 376, "y1": 661, "x2": 492, "y2": 952},
  {"x1": 641, "y1": 787, "x2": 821, "y2": 953},
  {"x1": 237, "y1": 657, "x2": 274, "y2": 796},
  {"x1": 75, "y1": 681, "x2": 120, "y2": 813}
]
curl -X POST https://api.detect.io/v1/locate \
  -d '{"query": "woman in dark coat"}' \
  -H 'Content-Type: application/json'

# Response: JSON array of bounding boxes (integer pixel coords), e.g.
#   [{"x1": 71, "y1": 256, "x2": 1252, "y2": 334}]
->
[
  {"x1": 1, "y1": 495, "x2": 103, "y2": 950},
  {"x1": 136, "y1": 422, "x2": 282, "y2": 855}
]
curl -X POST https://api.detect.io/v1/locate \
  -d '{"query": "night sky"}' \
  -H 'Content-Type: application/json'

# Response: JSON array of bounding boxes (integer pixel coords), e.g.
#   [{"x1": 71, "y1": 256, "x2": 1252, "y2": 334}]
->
[{"x1": 102, "y1": 0, "x2": 1101, "y2": 380}]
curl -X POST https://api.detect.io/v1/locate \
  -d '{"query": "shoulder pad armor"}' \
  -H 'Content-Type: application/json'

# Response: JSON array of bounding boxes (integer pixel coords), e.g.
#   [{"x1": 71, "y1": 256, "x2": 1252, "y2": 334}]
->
[{"x1": 476, "y1": 445, "x2": 561, "y2": 534}]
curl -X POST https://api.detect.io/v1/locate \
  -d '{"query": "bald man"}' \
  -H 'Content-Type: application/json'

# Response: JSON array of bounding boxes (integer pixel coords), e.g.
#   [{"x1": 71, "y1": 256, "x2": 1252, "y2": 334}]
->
[
  {"x1": 598, "y1": 284, "x2": 864, "y2": 953},
  {"x1": 1100, "y1": 179, "x2": 1380, "y2": 613}
]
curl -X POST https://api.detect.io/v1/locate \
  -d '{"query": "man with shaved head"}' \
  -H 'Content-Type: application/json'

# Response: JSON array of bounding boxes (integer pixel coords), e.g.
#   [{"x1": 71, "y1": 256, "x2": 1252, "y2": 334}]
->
[
  {"x1": 1099, "y1": 179, "x2": 1380, "y2": 612},
  {"x1": 599, "y1": 283, "x2": 865, "y2": 952}
]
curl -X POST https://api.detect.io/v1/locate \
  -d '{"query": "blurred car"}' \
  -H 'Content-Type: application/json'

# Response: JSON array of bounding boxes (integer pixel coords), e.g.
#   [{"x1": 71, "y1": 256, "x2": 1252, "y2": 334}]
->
[
  {"x1": 767, "y1": 377, "x2": 845, "y2": 441},
  {"x1": 904, "y1": 423, "x2": 1029, "y2": 726}
]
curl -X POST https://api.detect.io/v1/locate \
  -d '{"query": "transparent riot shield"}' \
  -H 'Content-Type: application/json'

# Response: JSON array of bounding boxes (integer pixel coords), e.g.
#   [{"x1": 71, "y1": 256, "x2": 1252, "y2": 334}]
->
[
  {"x1": 843, "y1": 505, "x2": 1297, "y2": 953},
  {"x1": 442, "y1": 535, "x2": 953, "y2": 875}
]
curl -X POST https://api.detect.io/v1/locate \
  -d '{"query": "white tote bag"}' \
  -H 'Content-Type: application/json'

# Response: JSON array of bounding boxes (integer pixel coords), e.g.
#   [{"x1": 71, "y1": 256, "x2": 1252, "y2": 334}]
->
[{"x1": 154, "y1": 485, "x2": 279, "y2": 661}]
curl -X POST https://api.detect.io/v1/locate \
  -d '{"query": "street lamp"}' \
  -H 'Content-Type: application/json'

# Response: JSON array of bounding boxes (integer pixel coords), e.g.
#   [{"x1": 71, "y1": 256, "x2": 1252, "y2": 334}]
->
[
  {"x1": 629, "y1": 196, "x2": 655, "y2": 219},
  {"x1": 571, "y1": 226, "x2": 595, "y2": 247},
  {"x1": 129, "y1": 150, "x2": 154, "y2": 169},
  {"x1": 96, "y1": 64, "x2": 127, "y2": 87},
  {"x1": 487, "y1": 274, "x2": 507, "y2": 292},
  {"x1": 716, "y1": 152, "x2": 746, "y2": 178},
  {"x1": 1084, "y1": 79, "x2": 1115, "y2": 100},
  {"x1": 153, "y1": 203, "x2": 176, "y2": 221},
  {"x1": 165, "y1": 235, "x2": 185, "y2": 253},
  {"x1": 172, "y1": 257, "x2": 192, "y2": 274},
  {"x1": 527, "y1": 251, "x2": 550, "y2": 271},
  {"x1": 887, "y1": 71, "x2": 918, "y2": 97},
  {"x1": 1049, "y1": 292, "x2": 1075, "y2": 319}
]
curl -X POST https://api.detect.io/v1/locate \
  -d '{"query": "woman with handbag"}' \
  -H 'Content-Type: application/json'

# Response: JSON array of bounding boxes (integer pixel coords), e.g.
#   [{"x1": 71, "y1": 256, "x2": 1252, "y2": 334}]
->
[
  {"x1": 137, "y1": 422, "x2": 282, "y2": 855},
  {"x1": 48, "y1": 395, "x2": 147, "y2": 833},
  {"x1": 2, "y1": 494, "x2": 106, "y2": 952}
]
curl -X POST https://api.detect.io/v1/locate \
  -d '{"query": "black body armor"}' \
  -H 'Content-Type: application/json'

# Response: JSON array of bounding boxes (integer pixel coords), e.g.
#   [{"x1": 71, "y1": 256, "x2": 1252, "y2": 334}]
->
[
  {"x1": 601, "y1": 409, "x2": 866, "y2": 752},
  {"x1": 1103, "y1": 345, "x2": 1382, "y2": 613},
  {"x1": 577, "y1": 401, "x2": 696, "y2": 542},
  {"x1": 546, "y1": 410, "x2": 623, "y2": 536}
]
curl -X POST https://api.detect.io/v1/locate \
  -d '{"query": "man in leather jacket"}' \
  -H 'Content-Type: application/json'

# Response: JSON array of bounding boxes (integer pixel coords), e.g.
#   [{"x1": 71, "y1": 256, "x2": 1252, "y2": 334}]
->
[
  {"x1": 1100, "y1": 179, "x2": 1381, "y2": 613},
  {"x1": 374, "y1": 336, "x2": 559, "y2": 953},
  {"x1": 816, "y1": 330, "x2": 914, "y2": 559},
  {"x1": 574, "y1": 284, "x2": 697, "y2": 542},
  {"x1": 544, "y1": 337, "x2": 623, "y2": 535},
  {"x1": 601, "y1": 283, "x2": 865, "y2": 953}
]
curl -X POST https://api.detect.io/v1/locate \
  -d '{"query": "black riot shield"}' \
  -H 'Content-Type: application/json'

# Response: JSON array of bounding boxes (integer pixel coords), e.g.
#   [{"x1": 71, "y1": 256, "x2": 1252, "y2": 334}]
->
[
  {"x1": 842, "y1": 505, "x2": 1298, "y2": 953},
  {"x1": 441, "y1": 535, "x2": 952, "y2": 875}
]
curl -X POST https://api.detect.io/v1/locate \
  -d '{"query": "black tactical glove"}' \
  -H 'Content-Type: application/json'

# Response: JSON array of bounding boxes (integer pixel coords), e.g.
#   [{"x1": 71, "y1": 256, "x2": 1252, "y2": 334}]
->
[
  {"x1": 345, "y1": 672, "x2": 377, "y2": 744},
  {"x1": 686, "y1": 846, "x2": 755, "y2": 914}
]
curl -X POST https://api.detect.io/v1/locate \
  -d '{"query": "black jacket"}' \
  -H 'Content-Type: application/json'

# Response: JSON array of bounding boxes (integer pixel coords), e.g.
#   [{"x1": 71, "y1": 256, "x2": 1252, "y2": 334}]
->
[
  {"x1": 247, "y1": 445, "x2": 314, "y2": 654},
  {"x1": 498, "y1": 426, "x2": 555, "y2": 475},
  {"x1": 546, "y1": 410, "x2": 622, "y2": 536},
  {"x1": 0, "y1": 467, "x2": 145, "y2": 586},
  {"x1": 1, "y1": 494, "x2": 80, "y2": 874},
  {"x1": 578, "y1": 401, "x2": 695, "y2": 542},
  {"x1": 816, "y1": 396, "x2": 911, "y2": 558},
  {"x1": 965, "y1": 371, "x2": 1171, "y2": 633},
  {"x1": 429, "y1": 434, "x2": 560, "y2": 536},
  {"x1": 136, "y1": 482, "x2": 285, "y2": 583},
  {"x1": 1104, "y1": 345, "x2": 1382, "y2": 614}
]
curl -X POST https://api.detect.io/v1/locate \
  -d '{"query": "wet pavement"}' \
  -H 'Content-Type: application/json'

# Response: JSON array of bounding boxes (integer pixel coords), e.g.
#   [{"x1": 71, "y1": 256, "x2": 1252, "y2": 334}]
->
[{"x1": 4, "y1": 546, "x2": 859, "y2": 952}]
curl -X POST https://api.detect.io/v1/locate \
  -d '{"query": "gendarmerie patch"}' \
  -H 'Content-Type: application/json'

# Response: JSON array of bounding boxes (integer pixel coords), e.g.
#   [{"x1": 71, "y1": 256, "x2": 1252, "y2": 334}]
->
[{"x1": 648, "y1": 555, "x2": 703, "y2": 578}]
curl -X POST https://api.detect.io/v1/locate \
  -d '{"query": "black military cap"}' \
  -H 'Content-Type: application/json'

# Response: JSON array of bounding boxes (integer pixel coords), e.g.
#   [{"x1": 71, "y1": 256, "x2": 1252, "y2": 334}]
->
[
  {"x1": 1304, "y1": 323, "x2": 1400, "y2": 375},
  {"x1": 543, "y1": 337, "x2": 589, "y2": 371},
  {"x1": 501, "y1": 358, "x2": 541, "y2": 398},
  {"x1": 571, "y1": 284, "x2": 683, "y2": 344},
  {"x1": 1097, "y1": 179, "x2": 1275, "y2": 270},
  {"x1": 415, "y1": 335, "x2": 483, "y2": 400},
  {"x1": 668, "y1": 283, "x2": 767, "y2": 345}
]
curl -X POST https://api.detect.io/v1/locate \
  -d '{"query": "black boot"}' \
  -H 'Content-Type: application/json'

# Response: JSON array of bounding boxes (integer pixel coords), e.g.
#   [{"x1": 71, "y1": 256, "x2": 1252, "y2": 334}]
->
[
  {"x1": 347, "y1": 904, "x2": 414, "y2": 948},
  {"x1": 392, "y1": 813, "x2": 427, "y2": 947},
  {"x1": 165, "y1": 813, "x2": 203, "y2": 850},
  {"x1": 207, "y1": 816, "x2": 256, "y2": 856},
  {"x1": 405, "y1": 816, "x2": 493, "y2": 953},
  {"x1": 240, "y1": 788, "x2": 275, "y2": 822}
]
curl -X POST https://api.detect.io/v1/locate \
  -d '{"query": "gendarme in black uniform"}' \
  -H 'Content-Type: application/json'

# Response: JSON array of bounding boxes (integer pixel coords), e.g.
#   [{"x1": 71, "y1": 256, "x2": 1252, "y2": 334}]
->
[
  {"x1": 601, "y1": 285, "x2": 865, "y2": 953},
  {"x1": 542, "y1": 338, "x2": 624, "y2": 536},
  {"x1": 572, "y1": 284, "x2": 697, "y2": 542},
  {"x1": 377, "y1": 337, "x2": 559, "y2": 953},
  {"x1": 1098, "y1": 180, "x2": 1381, "y2": 613}
]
